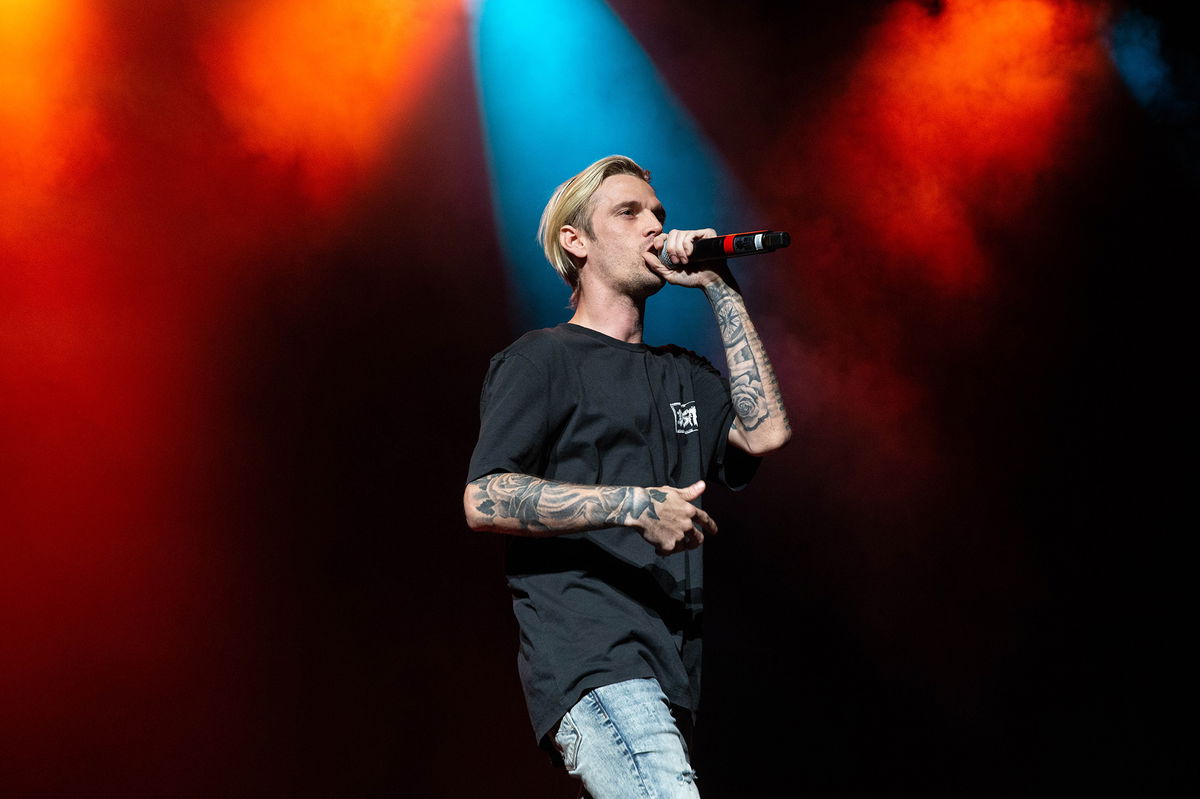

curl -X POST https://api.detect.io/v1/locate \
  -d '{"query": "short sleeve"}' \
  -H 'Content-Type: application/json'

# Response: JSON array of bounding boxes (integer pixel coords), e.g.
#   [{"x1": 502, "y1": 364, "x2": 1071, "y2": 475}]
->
[{"x1": 466, "y1": 353, "x2": 552, "y2": 483}]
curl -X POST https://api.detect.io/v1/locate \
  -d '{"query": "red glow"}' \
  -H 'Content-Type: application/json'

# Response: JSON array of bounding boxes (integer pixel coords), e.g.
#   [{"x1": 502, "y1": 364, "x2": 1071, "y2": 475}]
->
[
  {"x1": 759, "y1": 0, "x2": 1112, "y2": 518},
  {"x1": 1, "y1": 1, "x2": 465, "y2": 791},
  {"x1": 819, "y1": 0, "x2": 1107, "y2": 290}
]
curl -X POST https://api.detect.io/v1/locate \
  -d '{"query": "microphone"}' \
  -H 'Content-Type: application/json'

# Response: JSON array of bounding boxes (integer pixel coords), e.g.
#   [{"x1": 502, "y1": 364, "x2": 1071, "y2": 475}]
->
[{"x1": 659, "y1": 230, "x2": 790, "y2": 267}]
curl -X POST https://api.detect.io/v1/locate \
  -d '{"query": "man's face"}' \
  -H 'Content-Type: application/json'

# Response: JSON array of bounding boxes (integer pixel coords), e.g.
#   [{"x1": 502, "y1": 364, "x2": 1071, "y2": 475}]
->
[{"x1": 581, "y1": 174, "x2": 666, "y2": 298}]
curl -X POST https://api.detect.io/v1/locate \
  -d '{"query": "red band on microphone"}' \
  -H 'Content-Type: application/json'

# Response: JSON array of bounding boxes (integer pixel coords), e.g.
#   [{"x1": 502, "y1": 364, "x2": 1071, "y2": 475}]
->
[{"x1": 726, "y1": 229, "x2": 769, "y2": 254}]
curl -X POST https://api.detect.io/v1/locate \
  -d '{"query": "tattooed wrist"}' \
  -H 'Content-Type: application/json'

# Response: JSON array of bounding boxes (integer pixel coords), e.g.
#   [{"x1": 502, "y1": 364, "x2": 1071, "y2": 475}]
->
[{"x1": 703, "y1": 276, "x2": 739, "y2": 305}]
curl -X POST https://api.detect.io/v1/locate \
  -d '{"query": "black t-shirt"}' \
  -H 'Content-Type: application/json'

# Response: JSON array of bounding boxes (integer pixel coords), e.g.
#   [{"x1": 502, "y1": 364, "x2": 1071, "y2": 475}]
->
[{"x1": 467, "y1": 323, "x2": 757, "y2": 746}]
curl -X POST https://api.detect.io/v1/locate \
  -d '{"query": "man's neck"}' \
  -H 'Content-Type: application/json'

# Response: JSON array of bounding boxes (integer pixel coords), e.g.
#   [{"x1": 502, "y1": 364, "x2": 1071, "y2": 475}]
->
[{"x1": 567, "y1": 286, "x2": 646, "y2": 344}]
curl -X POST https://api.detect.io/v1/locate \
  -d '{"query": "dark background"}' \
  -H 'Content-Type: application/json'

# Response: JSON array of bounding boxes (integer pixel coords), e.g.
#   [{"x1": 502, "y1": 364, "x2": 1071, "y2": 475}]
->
[{"x1": 1, "y1": 0, "x2": 1191, "y2": 795}]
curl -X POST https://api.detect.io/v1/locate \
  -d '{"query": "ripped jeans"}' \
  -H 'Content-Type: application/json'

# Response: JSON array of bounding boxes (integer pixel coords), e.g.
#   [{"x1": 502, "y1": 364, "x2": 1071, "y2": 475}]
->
[{"x1": 553, "y1": 678, "x2": 701, "y2": 799}]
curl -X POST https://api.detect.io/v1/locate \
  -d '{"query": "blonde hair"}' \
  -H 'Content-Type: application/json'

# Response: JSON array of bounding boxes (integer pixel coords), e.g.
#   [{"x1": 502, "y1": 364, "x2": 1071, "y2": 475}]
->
[{"x1": 537, "y1": 155, "x2": 651, "y2": 305}]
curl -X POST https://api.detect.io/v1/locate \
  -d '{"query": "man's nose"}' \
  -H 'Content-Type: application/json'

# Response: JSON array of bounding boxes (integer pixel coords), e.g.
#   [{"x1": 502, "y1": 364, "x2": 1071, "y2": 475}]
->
[{"x1": 644, "y1": 211, "x2": 663, "y2": 235}]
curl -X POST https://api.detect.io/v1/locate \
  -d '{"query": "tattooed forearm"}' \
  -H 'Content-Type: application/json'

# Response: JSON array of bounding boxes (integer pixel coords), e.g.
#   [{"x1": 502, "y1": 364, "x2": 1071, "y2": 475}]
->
[
  {"x1": 705, "y1": 276, "x2": 792, "y2": 445},
  {"x1": 466, "y1": 474, "x2": 660, "y2": 534}
]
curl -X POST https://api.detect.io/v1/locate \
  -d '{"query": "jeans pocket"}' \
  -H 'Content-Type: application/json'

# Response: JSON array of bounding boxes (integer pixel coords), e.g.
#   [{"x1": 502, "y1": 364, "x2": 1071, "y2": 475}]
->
[{"x1": 554, "y1": 711, "x2": 582, "y2": 773}]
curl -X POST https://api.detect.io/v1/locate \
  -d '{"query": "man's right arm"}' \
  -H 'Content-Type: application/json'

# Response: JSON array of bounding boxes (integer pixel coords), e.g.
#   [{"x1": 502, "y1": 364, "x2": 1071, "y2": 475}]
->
[{"x1": 463, "y1": 473, "x2": 715, "y2": 555}]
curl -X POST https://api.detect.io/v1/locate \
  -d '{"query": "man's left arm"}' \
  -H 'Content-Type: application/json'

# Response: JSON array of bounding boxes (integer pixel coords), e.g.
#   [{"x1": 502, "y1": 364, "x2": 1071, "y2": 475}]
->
[
  {"x1": 651, "y1": 228, "x2": 792, "y2": 456},
  {"x1": 704, "y1": 272, "x2": 792, "y2": 455}
]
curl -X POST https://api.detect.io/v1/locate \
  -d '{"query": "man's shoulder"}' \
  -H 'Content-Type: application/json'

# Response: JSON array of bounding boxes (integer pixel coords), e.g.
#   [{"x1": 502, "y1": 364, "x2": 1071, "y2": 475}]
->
[{"x1": 492, "y1": 325, "x2": 571, "y2": 367}]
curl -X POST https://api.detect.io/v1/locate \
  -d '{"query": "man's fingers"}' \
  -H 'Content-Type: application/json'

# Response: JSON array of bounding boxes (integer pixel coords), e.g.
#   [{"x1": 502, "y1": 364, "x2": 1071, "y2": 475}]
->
[
  {"x1": 692, "y1": 508, "x2": 717, "y2": 536},
  {"x1": 675, "y1": 230, "x2": 692, "y2": 264},
  {"x1": 644, "y1": 250, "x2": 671, "y2": 275},
  {"x1": 662, "y1": 229, "x2": 718, "y2": 266},
  {"x1": 659, "y1": 529, "x2": 703, "y2": 556},
  {"x1": 661, "y1": 230, "x2": 690, "y2": 265},
  {"x1": 644, "y1": 481, "x2": 716, "y2": 555}
]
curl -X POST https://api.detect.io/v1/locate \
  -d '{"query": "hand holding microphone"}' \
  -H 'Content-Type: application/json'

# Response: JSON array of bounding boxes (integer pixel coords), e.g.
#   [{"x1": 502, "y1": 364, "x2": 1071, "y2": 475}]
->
[{"x1": 657, "y1": 229, "x2": 790, "y2": 268}]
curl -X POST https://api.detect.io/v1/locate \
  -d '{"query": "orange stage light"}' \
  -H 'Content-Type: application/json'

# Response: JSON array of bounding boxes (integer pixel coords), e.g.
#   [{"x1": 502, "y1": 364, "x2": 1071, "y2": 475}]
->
[
  {"x1": 820, "y1": 0, "x2": 1108, "y2": 290},
  {"x1": 200, "y1": 0, "x2": 460, "y2": 208},
  {"x1": 0, "y1": 0, "x2": 106, "y2": 240}
]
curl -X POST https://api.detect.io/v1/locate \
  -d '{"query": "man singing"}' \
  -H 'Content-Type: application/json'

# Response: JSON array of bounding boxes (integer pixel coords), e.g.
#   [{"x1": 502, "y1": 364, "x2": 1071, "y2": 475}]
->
[{"x1": 464, "y1": 155, "x2": 791, "y2": 798}]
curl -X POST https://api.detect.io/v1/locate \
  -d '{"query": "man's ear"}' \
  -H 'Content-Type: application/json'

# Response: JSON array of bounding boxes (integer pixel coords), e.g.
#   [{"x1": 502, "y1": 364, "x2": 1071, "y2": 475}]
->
[{"x1": 560, "y1": 225, "x2": 588, "y2": 260}]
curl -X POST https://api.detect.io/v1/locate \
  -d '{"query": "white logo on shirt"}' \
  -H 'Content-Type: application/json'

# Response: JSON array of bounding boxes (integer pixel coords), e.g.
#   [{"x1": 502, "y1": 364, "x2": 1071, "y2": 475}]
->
[{"x1": 670, "y1": 401, "x2": 699, "y2": 435}]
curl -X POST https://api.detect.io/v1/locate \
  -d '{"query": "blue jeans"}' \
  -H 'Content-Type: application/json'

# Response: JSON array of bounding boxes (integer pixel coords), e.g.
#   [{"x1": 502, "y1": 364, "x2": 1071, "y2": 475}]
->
[{"x1": 553, "y1": 678, "x2": 700, "y2": 799}]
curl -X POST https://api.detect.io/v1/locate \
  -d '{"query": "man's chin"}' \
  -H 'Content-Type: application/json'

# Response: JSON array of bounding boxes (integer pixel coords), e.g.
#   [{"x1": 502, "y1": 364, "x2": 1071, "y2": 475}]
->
[{"x1": 634, "y1": 269, "x2": 666, "y2": 298}]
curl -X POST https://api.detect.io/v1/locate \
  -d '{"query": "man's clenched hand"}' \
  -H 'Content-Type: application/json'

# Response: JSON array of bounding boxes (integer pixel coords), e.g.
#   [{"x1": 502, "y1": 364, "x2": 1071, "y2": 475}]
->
[{"x1": 628, "y1": 480, "x2": 716, "y2": 555}]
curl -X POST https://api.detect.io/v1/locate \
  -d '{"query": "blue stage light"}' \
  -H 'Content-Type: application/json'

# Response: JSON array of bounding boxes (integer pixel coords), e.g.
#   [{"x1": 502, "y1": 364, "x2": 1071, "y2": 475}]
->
[{"x1": 470, "y1": 0, "x2": 753, "y2": 353}]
